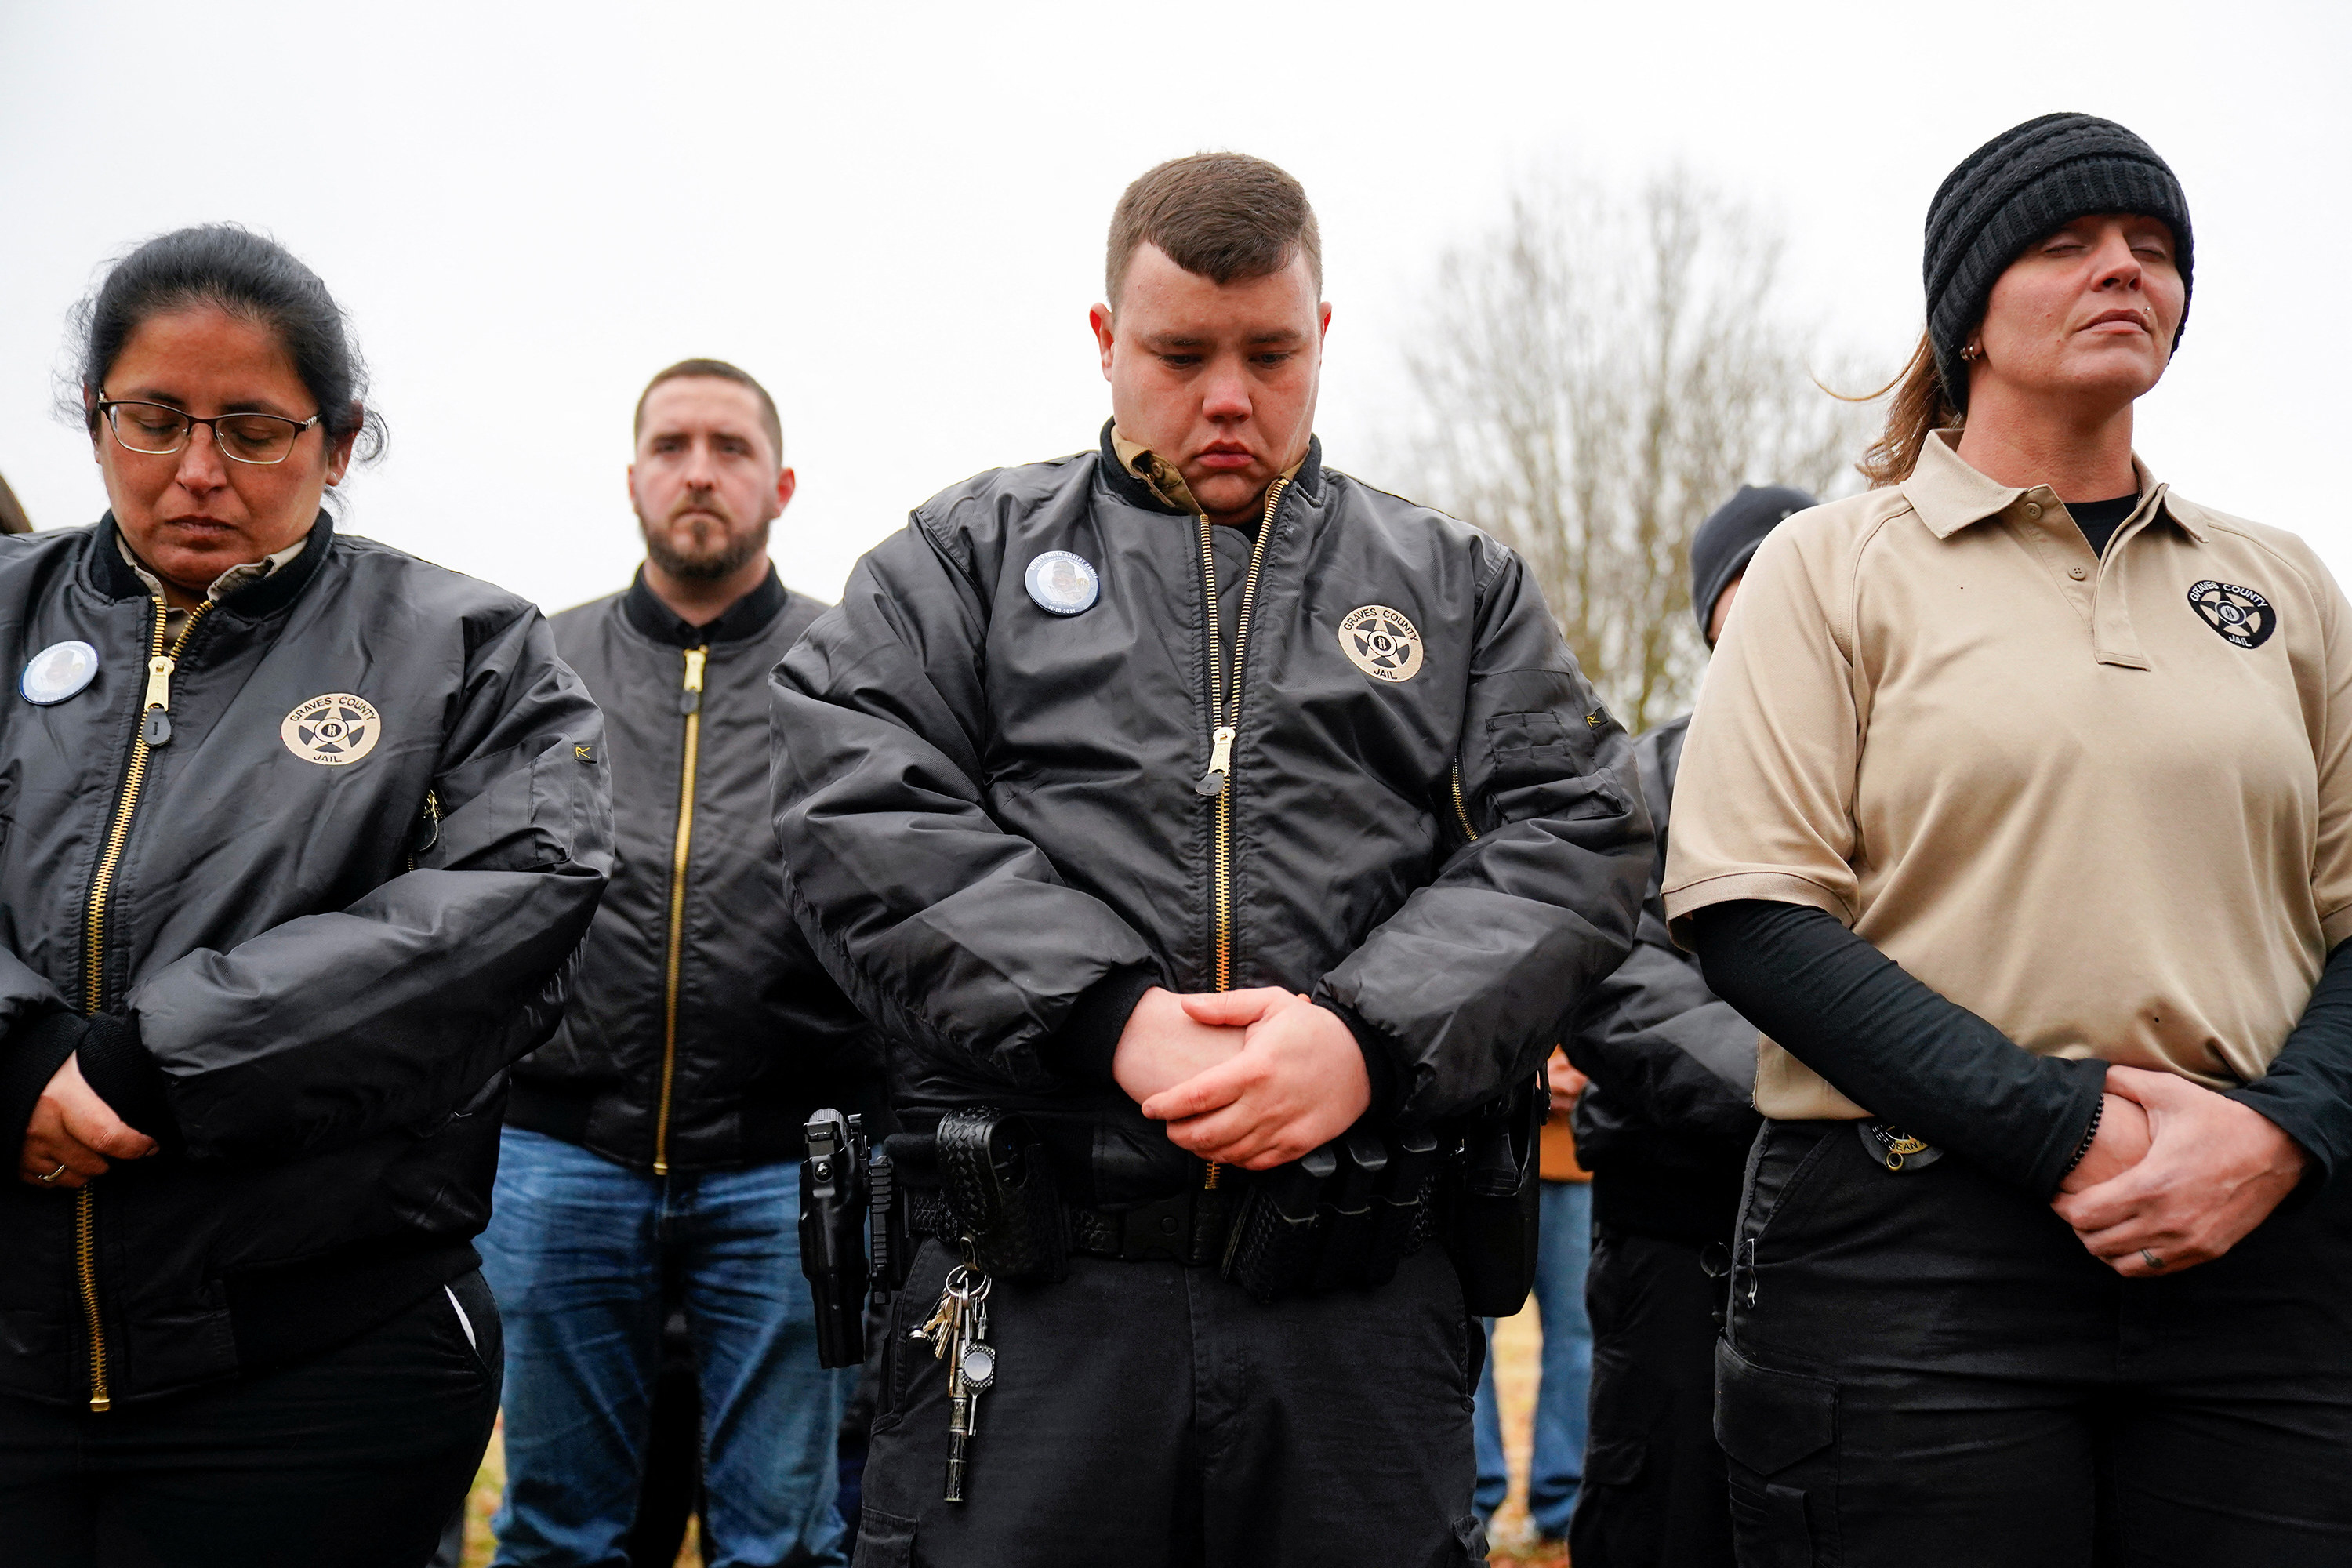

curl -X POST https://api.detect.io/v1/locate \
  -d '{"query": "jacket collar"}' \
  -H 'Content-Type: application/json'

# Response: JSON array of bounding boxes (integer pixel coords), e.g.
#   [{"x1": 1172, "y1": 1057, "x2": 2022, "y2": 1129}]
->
[
  {"x1": 94, "y1": 510, "x2": 336, "y2": 616},
  {"x1": 1094, "y1": 419, "x2": 1323, "y2": 517},
  {"x1": 1899, "y1": 429, "x2": 2192, "y2": 543},
  {"x1": 622, "y1": 563, "x2": 787, "y2": 647}
]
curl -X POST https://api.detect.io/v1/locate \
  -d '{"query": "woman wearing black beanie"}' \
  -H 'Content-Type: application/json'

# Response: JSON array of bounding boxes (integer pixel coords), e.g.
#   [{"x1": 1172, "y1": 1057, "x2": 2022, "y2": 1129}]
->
[{"x1": 1664, "y1": 113, "x2": 2352, "y2": 1562}]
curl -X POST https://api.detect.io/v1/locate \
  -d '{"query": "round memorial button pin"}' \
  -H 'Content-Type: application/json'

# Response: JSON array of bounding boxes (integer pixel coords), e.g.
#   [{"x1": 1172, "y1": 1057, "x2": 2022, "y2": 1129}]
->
[
  {"x1": 20, "y1": 641, "x2": 100, "y2": 705},
  {"x1": 1025, "y1": 550, "x2": 1100, "y2": 616}
]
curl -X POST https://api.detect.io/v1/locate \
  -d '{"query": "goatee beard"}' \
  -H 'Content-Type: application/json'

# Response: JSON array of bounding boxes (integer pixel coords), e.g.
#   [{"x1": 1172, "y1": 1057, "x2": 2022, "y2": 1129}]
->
[{"x1": 641, "y1": 513, "x2": 768, "y2": 582}]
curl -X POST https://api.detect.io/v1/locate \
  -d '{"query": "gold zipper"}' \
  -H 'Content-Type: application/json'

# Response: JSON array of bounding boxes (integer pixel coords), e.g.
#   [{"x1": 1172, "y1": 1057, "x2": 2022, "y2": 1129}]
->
[
  {"x1": 76, "y1": 596, "x2": 212, "y2": 1413},
  {"x1": 1191, "y1": 478, "x2": 1288, "y2": 1192},
  {"x1": 1192, "y1": 477, "x2": 1287, "y2": 991},
  {"x1": 653, "y1": 644, "x2": 708, "y2": 1177},
  {"x1": 1450, "y1": 762, "x2": 1480, "y2": 843},
  {"x1": 404, "y1": 789, "x2": 443, "y2": 874}
]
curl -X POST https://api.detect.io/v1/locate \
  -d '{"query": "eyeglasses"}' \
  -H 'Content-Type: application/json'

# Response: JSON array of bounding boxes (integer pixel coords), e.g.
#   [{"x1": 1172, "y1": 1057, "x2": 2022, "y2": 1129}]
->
[{"x1": 96, "y1": 398, "x2": 322, "y2": 466}]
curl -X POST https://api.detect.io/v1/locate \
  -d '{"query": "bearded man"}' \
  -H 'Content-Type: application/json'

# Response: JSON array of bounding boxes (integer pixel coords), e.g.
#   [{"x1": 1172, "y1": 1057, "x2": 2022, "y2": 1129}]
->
[{"x1": 477, "y1": 359, "x2": 881, "y2": 1568}]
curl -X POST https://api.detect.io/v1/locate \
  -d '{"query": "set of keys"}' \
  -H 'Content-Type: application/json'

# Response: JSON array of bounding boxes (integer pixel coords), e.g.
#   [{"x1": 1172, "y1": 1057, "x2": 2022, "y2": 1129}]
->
[{"x1": 910, "y1": 1262, "x2": 995, "y2": 1502}]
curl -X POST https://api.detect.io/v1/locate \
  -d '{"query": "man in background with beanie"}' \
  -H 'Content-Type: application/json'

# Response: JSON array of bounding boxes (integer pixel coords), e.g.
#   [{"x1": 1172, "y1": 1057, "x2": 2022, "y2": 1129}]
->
[
  {"x1": 1561, "y1": 484, "x2": 1812, "y2": 1568},
  {"x1": 479, "y1": 359, "x2": 880, "y2": 1568}
]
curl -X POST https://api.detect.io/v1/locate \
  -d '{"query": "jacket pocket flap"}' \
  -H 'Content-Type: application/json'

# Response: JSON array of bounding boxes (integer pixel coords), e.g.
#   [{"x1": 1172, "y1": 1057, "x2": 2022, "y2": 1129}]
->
[{"x1": 1714, "y1": 1337, "x2": 1835, "y2": 1476}]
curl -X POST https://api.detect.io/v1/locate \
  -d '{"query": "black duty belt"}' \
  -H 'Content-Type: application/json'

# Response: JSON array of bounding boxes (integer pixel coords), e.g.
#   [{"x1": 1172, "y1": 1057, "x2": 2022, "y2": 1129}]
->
[
  {"x1": 905, "y1": 1182, "x2": 1238, "y2": 1268},
  {"x1": 890, "y1": 1097, "x2": 1534, "y2": 1314}
]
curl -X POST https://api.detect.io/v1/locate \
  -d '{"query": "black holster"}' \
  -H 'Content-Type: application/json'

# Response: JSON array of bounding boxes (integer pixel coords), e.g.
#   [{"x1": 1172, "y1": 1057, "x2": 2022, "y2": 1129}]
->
[
  {"x1": 798, "y1": 1109, "x2": 872, "y2": 1370},
  {"x1": 1446, "y1": 1069, "x2": 1546, "y2": 1316},
  {"x1": 935, "y1": 1106, "x2": 1069, "y2": 1282}
]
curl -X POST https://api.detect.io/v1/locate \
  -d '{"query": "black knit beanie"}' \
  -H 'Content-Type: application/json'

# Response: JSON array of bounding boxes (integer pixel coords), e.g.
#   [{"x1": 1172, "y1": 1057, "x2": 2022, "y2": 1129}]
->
[
  {"x1": 1692, "y1": 485, "x2": 1817, "y2": 644},
  {"x1": 1924, "y1": 112, "x2": 2193, "y2": 411}
]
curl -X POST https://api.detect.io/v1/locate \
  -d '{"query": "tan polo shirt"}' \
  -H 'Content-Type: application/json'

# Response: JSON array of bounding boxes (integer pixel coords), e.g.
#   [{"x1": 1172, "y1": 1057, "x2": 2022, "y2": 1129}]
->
[{"x1": 1664, "y1": 431, "x2": 2352, "y2": 1120}]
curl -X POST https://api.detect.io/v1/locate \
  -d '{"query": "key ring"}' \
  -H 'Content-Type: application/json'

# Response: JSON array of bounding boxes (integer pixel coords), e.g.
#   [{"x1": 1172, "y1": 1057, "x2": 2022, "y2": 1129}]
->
[{"x1": 945, "y1": 1264, "x2": 992, "y2": 1304}]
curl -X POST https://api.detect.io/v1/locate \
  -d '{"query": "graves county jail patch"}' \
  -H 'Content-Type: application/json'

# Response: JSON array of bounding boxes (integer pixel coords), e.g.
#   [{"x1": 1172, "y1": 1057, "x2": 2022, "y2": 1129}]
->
[
  {"x1": 281, "y1": 693, "x2": 383, "y2": 765},
  {"x1": 1338, "y1": 605, "x2": 1423, "y2": 683},
  {"x1": 2187, "y1": 579, "x2": 2276, "y2": 649},
  {"x1": 1025, "y1": 550, "x2": 1101, "y2": 615}
]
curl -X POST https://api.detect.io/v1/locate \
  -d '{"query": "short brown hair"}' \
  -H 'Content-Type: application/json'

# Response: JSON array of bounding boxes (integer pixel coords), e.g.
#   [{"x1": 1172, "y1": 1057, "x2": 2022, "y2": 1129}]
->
[
  {"x1": 633, "y1": 358, "x2": 784, "y2": 462},
  {"x1": 1105, "y1": 153, "x2": 1322, "y2": 306}
]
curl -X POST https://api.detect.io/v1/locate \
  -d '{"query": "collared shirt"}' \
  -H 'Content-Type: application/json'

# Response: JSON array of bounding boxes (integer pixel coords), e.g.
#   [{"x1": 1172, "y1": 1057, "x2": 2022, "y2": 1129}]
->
[
  {"x1": 619, "y1": 563, "x2": 788, "y2": 648},
  {"x1": 1109, "y1": 427, "x2": 1308, "y2": 521},
  {"x1": 119, "y1": 532, "x2": 310, "y2": 642},
  {"x1": 1109, "y1": 429, "x2": 1313, "y2": 645},
  {"x1": 1664, "y1": 430, "x2": 2352, "y2": 1120}
]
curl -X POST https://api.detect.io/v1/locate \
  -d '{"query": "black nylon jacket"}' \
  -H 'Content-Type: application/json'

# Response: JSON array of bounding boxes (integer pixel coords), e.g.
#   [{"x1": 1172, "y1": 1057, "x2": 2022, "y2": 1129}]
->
[
  {"x1": 0, "y1": 516, "x2": 610, "y2": 1406},
  {"x1": 510, "y1": 569, "x2": 881, "y2": 1172},
  {"x1": 1566, "y1": 714, "x2": 1761, "y2": 1242},
  {"x1": 771, "y1": 429, "x2": 1652, "y2": 1205}
]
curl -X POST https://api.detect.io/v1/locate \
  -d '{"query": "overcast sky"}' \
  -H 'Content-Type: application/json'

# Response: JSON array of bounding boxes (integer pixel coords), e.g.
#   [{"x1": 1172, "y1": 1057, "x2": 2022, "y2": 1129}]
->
[{"x1": 3, "y1": 1, "x2": 2344, "y2": 612}]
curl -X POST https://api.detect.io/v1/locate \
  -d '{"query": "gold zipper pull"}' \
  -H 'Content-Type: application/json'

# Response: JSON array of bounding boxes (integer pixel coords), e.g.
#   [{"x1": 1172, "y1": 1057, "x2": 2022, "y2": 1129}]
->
[
  {"x1": 680, "y1": 646, "x2": 707, "y2": 715},
  {"x1": 141, "y1": 655, "x2": 176, "y2": 746},
  {"x1": 1194, "y1": 724, "x2": 1236, "y2": 798}
]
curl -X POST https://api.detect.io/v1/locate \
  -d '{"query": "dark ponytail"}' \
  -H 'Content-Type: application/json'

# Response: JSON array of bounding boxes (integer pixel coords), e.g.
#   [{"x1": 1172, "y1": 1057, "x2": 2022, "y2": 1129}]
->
[{"x1": 67, "y1": 224, "x2": 386, "y2": 463}]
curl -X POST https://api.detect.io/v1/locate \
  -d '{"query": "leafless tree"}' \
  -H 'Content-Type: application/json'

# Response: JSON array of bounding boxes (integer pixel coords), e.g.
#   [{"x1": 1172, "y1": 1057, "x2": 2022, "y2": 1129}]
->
[{"x1": 1395, "y1": 169, "x2": 1869, "y2": 733}]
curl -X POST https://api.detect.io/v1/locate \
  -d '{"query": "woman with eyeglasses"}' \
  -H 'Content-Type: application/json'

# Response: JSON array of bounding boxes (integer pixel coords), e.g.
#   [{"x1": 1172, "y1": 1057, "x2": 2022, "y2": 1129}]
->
[
  {"x1": 1666, "y1": 114, "x2": 2352, "y2": 1562},
  {"x1": 0, "y1": 225, "x2": 611, "y2": 1567}
]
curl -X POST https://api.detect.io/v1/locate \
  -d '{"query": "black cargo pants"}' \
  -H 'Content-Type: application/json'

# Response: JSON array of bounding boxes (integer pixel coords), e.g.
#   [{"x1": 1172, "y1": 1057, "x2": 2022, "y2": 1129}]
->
[
  {"x1": 0, "y1": 1270, "x2": 500, "y2": 1568},
  {"x1": 1571, "y1": 1227, "x2": 1736, "y2": 1568},
  {"x1": 852, "y1": 1238, "x2": 1486, "y2": 1566},
  {"x1": 1719, "y1": 1120, "x2": 2352, "y2": 1567}
]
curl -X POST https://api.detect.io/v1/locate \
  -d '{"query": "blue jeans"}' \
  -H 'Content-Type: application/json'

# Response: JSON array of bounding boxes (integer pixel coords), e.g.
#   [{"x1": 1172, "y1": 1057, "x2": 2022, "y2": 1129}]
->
[
  {"x1": 477, "y1": 1127, "x2": 855, "y2": 1568},
  {"x1": 1474, "y1": 1179, "x2": 1592, "y2": 1537}
]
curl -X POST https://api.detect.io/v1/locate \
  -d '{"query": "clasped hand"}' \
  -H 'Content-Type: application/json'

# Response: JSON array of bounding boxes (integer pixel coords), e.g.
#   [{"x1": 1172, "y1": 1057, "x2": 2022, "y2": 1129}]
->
[
  {"x1": 2051, "y1": 1064, "x2": 2307, "y2": 1278},
  {"x1": 16, "y1": 1054, "x2": 157, "y2": 1190},
  {"x1": 1112, "y1": 986, "x2": 1370, "y2": 1170}
]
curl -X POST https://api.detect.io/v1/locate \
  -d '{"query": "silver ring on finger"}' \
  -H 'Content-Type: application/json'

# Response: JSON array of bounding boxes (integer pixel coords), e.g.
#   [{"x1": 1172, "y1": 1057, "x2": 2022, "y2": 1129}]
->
[
  {"x1": 2140, "y1": 1248, "x2": 2165, "y2": 1272},
  {"x1": 38, "y1": 1163, "x2": 67, "y2": 1185}
]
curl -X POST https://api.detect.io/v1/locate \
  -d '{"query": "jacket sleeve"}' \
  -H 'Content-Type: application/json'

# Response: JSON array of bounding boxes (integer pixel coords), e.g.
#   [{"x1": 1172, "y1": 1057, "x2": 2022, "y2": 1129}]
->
[
  {"x1": 1318, "y1": 547, "x2": 1652, "y2": 1123},
  {"x1": 769, "y1": 518, "x2": 1160, "y2": 1091},
  {"x1": 113, "y1": 606, "x2": 612, "y2": 1164},
  {"x1": 1561, "y1": 728, "x2": 1759, "y2": 1156},
  {"x1": 0, "y1": 953, "x2": 75, "y2": 1154},
  {"x1": 1565, "y1": 913, "x2": 1761, "y2": 1158}
]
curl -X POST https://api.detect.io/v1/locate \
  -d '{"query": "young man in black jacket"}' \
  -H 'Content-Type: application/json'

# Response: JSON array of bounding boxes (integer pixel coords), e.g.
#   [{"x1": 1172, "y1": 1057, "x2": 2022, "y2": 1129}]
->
[
  {"x1": 1562, "y1": 484, "x2": 1810, "y2": 1568},
  {"x1": 770, "y1": 154, "x2": 1650, "y2": 1563},
  {"x1": 479, "y1": 361, "x2": 880, "y2": 1568}
]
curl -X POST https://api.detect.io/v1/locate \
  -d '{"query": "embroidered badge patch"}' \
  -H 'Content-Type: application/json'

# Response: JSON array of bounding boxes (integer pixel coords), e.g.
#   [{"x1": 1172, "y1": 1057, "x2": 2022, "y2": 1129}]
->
[
  {"x1": 2187, "y1": 579, "x2": 2275, "y2": 649},
  {"x1": 281, "y1": 694, "x2": 382, "y2": 765},
  {"x1": 1025, "y1": 551, "x2": 1101, "y2": 615},
  {"x1": 1338, "y1": 605, "x2": 1423, "y2": 683},
  {"x1": 19, "y1": 641, "x2": 100, "y2": 706}
]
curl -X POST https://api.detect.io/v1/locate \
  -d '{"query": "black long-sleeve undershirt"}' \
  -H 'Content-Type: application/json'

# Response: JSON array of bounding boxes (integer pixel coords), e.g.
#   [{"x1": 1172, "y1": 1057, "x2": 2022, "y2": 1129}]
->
[{"x1": 1691, "y1": 901, "x2": 2352, "y2": 1196}]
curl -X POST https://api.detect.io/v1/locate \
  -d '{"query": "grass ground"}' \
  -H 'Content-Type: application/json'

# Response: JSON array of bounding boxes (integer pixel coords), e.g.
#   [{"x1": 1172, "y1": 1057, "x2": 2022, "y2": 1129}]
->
[{"x1": 461, "y1": 1295, "x2": 1553, "y2": 1566}]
